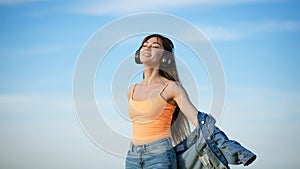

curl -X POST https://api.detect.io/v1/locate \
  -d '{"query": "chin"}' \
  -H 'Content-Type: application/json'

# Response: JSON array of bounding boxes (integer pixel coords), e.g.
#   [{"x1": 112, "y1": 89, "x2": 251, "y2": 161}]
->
[{"x1": 140, "y1": 58, "x2": 152, "y2": 64}]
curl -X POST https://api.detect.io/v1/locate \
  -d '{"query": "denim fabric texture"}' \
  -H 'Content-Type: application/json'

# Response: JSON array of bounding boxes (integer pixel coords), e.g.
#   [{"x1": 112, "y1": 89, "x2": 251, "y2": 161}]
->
[
  {"x1": 125, "y1": 138, "x2": 177, "y2": 169},
  {"x1": 125, "y1": 112, "x2": 256, "y2": 169},
  {"x1": 175, "y1": 112, "x2": 256, "y2": 169}
]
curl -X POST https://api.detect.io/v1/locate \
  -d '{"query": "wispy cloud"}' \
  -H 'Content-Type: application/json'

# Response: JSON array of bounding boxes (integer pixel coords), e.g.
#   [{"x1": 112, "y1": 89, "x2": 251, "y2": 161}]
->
[
  {"x1": 0, "y1": 0, "x2": 44, "y2": 5},
  {"x1": 0, "y1": 44, "x2": 65, "y2": 59},
  {"x1": 219, "y1": 86, "x2": 300, "y2": 169},
  {"x1": 196, "y1": 20, "x2": 300, "y2": 41},
  {"x1": 67, "y1": 0, "x2": 276, "y2": 16},
  {"x1": 0, "y1": 93, "x2": 73, "y2": 115},
  {"x1": 250, "y1": 20, "x2": 300, "y2": 32},
  {"x1": 221, "y1": 86, "x2": 300, "y2": 125}
]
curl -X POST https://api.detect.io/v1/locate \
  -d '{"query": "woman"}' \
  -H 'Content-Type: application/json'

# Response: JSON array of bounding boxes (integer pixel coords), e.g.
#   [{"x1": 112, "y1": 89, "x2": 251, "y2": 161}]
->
[{"x1": 125, "y1": 34, "x2": 256, "y2": 169}]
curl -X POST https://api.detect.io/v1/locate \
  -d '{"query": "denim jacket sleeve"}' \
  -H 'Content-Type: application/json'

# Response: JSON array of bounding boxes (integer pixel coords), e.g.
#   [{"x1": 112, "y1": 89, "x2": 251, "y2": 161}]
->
[{"x1": 198, "y1": 111, "x2": 256, "y2": 166}]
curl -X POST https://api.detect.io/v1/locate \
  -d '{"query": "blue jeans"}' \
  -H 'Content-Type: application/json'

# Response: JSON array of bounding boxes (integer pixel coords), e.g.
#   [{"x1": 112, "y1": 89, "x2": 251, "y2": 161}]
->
[{"x1": 125, "y1": 138, "x2": 177, "y2": 169}]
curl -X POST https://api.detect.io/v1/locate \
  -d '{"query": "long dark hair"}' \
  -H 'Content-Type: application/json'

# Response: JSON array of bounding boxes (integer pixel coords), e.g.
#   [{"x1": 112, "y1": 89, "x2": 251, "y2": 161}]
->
[{"x1": 140, "y1": 34, "x2": 191, "y2": 145}]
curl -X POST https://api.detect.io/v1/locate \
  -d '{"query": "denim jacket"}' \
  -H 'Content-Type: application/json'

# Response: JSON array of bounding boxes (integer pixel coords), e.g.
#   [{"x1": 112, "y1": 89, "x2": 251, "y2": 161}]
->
[{"x1": 175, "y1": 112, "x2": 256, "y2": 169}]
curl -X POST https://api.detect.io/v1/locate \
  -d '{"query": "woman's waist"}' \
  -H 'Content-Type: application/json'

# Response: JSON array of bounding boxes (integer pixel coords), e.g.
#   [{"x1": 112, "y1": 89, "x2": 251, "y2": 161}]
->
[
  {"x1": 131, "y1": 127, "x2": 172, "y2": 145},
  {"x1": 132, "y1": 121, "x2": 171, "y2": 135},
  {"x1": 130, "y1": 137, "x2": 173, "y2": 152}
]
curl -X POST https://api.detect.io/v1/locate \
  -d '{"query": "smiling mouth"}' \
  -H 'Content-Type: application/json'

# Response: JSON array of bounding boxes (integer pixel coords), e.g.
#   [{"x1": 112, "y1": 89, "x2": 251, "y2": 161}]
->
[{"x1": 142, "y1": 52, "x2": 151, "y2": 57}]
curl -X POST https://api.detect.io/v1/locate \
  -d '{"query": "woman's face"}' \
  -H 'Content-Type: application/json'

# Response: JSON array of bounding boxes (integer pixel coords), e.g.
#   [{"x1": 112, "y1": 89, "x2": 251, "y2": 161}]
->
[{"x1": 140, "y1": 37, "x2": 164, "y2": 66}]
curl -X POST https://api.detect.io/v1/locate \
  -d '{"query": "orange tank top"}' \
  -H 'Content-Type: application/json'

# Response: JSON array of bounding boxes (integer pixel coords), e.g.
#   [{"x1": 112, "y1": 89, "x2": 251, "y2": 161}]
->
[{"x1": 128, "y1": 82, "x2": 177, "y2": 145}]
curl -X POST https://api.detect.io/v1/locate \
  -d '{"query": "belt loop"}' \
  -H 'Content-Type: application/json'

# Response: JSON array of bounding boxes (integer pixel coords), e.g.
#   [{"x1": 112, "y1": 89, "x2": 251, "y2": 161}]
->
[
  {"x1": 166, "y1": 138, "x2": 171, "y2": 149},
  {"x1": 168, "y1": 138, "x2": 172, "y2": 146},
  {"x1": 130, "y1": 143, "x2": 134, "y2": 152}
]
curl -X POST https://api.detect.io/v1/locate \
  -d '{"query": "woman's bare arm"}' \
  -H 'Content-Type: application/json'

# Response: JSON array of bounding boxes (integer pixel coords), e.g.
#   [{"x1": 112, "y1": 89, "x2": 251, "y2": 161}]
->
[{"x1": 166, "y1": 81, "x2": 199, "y2": 128}]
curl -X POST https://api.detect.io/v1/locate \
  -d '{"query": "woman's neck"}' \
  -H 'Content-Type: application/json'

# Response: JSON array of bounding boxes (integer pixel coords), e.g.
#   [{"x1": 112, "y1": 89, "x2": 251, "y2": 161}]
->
[{"x1": 142, "y1": 67, "x2": 163, "y2": 86}]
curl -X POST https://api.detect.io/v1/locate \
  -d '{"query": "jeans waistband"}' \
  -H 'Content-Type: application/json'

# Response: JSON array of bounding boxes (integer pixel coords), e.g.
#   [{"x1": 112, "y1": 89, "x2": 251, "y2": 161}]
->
[{"x1": 130, "y1": 138, "x2": 173, "y2": 153}]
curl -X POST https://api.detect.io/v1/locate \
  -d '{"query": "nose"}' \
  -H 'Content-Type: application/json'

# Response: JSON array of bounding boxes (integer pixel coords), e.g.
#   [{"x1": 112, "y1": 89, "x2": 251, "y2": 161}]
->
[{"x1": 144, "y1": 45, "x2": 151, "y2": 51}]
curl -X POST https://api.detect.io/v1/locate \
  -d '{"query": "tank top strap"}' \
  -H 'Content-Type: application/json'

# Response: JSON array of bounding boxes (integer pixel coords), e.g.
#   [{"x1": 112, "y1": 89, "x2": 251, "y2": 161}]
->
[
  {"x1": 159, "y1": 81, "x2": 173, "y2": 95},
  {"x1": 131, "y1": 84, "x2": 137, "y2": 99}
]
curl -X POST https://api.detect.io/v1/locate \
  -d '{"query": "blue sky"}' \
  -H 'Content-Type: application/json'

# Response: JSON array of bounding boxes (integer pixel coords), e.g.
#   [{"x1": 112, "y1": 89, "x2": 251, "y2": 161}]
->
[{"x1": 0, "y1": 0, "x2": 300, "y2": 169}]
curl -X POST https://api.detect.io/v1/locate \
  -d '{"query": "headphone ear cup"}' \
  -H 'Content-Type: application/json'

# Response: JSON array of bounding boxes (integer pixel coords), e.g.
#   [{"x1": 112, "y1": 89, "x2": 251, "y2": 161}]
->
[
  {"x1": 135, "y1": 50, "x2": 142, "y2": 64},
  {"x1": 161, "y1": 52, "x2": 172, "y2": 66}
]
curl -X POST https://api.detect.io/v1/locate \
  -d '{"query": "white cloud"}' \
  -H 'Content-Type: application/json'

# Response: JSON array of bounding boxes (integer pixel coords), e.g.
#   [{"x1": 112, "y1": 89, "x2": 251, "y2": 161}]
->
[
  {"x1": 194, "y1": 25, "x2": 242, "y2": 41},
  {"x1": 0, "y1": 86, "x2": 299, "y2": 168},
  {"x1": 63, "y1": 0, "x2": 299, "y2": 42},
  {"x1": 251, "y1": 20, "x2": 300, "y2": 32},
  {"x1": 68, "y1": 0, "x2": 276, "y2": 16},
  {"x1": 219, "y1": 87, "x2": 300, "y2": 168},
  {"x1": 195, "y1": 20, "x2": 300, "y2": 41},
  {"x1": 221, "y1": 86, "x2": 300, "y2": 123},
  {"x1": 0, "y1": 93, "x2": 73, "y2": 115},
  {"x1": 1, "y1": 44, "x2": 64, "y2": 59},
  {"x1": 0, "y1": 0, "x2": 44, "y2": 5},
  {"x1": 0, "y1": 93, "x2": 128, "y2": 169}
]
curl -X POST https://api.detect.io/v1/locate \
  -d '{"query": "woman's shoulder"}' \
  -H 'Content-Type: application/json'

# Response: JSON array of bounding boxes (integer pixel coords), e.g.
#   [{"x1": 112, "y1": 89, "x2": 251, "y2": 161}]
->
[
  {"x1": 162, "y1": 80, "x2": 183, "y2": 96},
  {"x1": 166, "y1": 80, "x2": 190, "y2": 96},
  {"x1": 127, "y1": 83, "x2": 137, "y2": 99},
  {"x1": 164, "y1": 80, "x2": 181, "y2": 89},
  {"x1": 128, "y1": 83, "x2": 136, "y2": 89}
]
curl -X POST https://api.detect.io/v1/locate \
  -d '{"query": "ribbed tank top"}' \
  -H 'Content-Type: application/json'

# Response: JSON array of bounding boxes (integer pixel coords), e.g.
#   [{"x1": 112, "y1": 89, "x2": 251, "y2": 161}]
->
[{"x1": 128, "y1": 81, "x2": 176, "y2": 145}]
